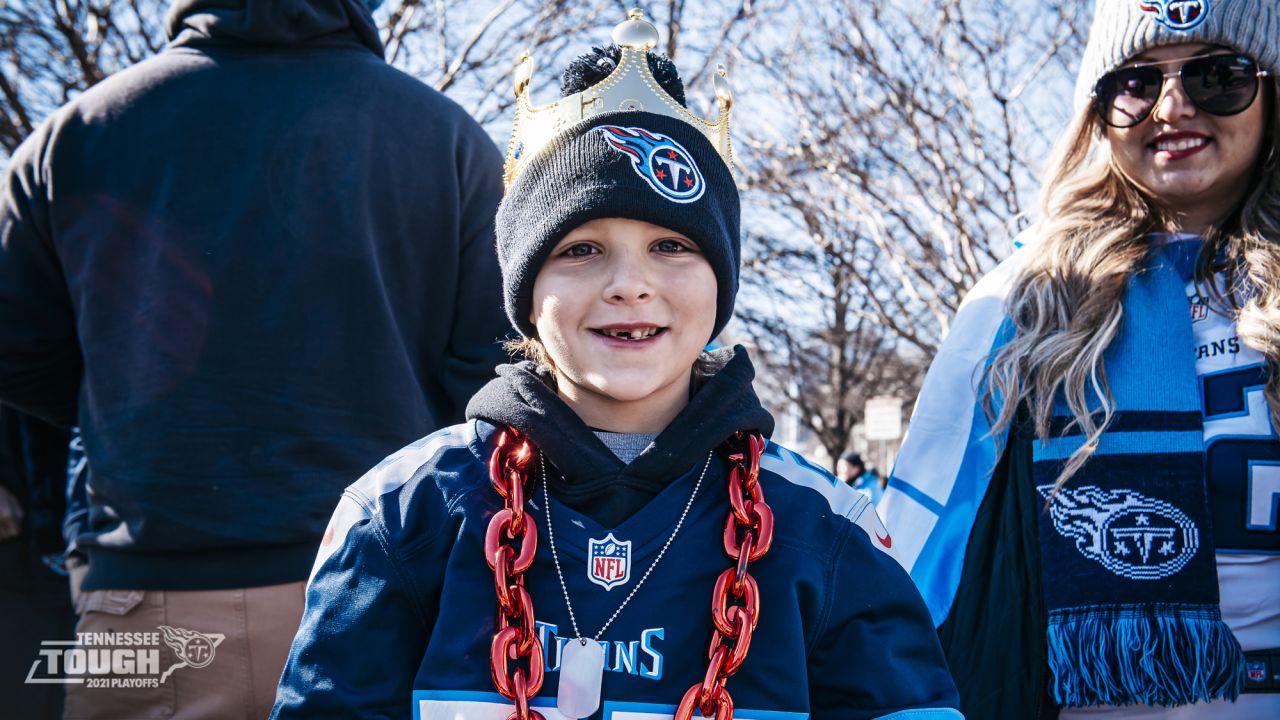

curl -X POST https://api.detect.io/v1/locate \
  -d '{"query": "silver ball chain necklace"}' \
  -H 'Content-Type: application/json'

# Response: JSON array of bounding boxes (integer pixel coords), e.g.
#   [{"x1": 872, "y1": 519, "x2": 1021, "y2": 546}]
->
[{"x1": 540, "y1": 450, "x2": 714, "y2": 719}]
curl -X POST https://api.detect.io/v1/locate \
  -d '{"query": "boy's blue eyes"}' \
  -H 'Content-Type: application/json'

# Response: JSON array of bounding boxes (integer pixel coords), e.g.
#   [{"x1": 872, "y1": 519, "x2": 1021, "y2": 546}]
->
[{"x1": 558, "y1": 239, "x2": 694, "y2": 257}]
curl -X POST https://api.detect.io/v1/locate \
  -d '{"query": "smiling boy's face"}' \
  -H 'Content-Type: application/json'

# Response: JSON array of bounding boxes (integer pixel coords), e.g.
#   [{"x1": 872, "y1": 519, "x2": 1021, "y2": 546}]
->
[{"x1": 530, "y1": 217, "x2": 718, "y2": 433}]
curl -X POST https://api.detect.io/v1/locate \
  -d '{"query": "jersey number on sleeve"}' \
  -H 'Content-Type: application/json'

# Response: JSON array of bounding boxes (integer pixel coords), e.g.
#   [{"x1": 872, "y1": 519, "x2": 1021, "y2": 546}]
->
[{"x1": 1202, "y1": 365, "x2": 1280, "y2": 553}]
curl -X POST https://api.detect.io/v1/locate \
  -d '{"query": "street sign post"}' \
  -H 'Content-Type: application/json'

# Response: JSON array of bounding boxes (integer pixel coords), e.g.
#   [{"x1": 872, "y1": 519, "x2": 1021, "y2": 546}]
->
[
  {"x1": 864, "y1": 396, "x2": 902, "y2": 441},
  {"x1": 864, "y1": 396, "x2": 903, "y2": 479}
]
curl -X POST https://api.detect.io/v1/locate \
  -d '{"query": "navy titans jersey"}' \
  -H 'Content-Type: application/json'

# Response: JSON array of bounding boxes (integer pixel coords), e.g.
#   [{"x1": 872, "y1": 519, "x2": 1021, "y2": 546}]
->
[{"x1": 272, "y1": 420, "x2": 961, "y2": 720}]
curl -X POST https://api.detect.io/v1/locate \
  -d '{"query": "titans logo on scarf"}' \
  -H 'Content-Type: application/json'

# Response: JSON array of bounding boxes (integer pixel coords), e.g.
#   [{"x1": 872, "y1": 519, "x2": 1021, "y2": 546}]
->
[
  {"x1": 1138, "y1": 0, "x2": 1210, "y2": 31},
  {"x1": 1040, "y1": 485, "x2": 1201, "y2": 580},
  {"x1": 596, "y1": 125, "x2": 706, "y2": 203}
]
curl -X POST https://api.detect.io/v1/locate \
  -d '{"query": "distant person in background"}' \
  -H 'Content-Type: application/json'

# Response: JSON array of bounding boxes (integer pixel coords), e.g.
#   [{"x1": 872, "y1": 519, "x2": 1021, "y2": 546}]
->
[
  {"x1": 837, "y1": 450, "x2": 883, "y2": 504},
  {"x1": 0, "y1": 408, "x2": 73, "y2": 720},
  {"x1": 0, "y1": 0, "x2": 508, "y2": 717}
]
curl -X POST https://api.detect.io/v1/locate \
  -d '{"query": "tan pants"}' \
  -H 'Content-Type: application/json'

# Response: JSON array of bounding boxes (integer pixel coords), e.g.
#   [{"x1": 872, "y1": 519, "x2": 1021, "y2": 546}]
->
[{"x1": 62, "y1": 581, "x2": 305, "y2": 720}]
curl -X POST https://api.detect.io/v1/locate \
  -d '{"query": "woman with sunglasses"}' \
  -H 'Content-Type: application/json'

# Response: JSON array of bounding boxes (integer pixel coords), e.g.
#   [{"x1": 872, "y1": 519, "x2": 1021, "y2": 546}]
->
[{"x1": 879, "y1": 1, "x2": 1278, "y2": 718}]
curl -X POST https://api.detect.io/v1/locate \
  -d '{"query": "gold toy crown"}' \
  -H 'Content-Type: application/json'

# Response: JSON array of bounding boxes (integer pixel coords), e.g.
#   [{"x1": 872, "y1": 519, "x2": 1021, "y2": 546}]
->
[{"x1": 503, "y1": 8, "x2": 734, "y2": 189}]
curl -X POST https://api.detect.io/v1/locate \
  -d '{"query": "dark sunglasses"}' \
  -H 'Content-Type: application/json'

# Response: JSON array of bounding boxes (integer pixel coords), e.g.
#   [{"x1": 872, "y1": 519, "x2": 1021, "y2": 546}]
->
[{"x1": 1092, "y1": 54, "x2": 1271, "y2": 129}]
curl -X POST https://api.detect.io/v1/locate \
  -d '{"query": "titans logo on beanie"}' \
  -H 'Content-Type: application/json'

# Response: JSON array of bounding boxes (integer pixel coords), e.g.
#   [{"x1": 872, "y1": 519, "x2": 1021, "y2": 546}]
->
[
  {"x1": 494, "y1": 10, "x2": 741, "y2": 341},
  {"x1": 596, "y1": 125, "x2": 706, "y2": 203}
]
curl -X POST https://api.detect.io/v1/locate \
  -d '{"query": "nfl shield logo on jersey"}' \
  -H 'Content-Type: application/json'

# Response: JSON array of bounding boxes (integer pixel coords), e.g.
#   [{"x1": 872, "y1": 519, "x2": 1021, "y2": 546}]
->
[{"x1": 587, "y1": 533, "x2": 632, "y2": 591}]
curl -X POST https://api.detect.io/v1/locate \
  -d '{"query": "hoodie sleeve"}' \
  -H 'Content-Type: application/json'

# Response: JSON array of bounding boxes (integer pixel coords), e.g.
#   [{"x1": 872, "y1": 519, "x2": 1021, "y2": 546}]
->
[
  {"x1": 808, "y1": 523, "x2": 964, "y2": 720},
  {"x1": 63, "y1": 431, "x2": 88, "y2": 558},
  {"x1": 0, "y1": 127, "x2": 82, "y2": 428},
  {"x1": 271, "y1": 488, "x2": 432, "y2": 720},
  {"x1": 438, "y1": 126, "x2": 509, "y2": 422}
]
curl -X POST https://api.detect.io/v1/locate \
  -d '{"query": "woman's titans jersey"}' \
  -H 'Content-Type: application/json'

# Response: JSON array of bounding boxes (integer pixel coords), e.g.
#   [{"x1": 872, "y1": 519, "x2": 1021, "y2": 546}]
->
[
  {"x1": 1188, "y1": 277, "x2": 1280, "y2": 655},
  {"x1": 272, "y1": 419, "x2": 962, "y2": 720}
]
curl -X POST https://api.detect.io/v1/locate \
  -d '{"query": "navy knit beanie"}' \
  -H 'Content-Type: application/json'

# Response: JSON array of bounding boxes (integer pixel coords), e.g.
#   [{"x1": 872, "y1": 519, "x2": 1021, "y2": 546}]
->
[{"x1": 495, "y1": 51, "x2": 741, "y2": 340}]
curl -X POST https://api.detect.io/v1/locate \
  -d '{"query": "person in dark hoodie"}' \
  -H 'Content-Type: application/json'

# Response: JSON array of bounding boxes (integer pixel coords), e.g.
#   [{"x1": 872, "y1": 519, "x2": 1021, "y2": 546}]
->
[
  {"x1": 0, "y1": 409, "x2": 73, "y2": 720},
  {"x1": 0, "y1": 0, "x2": 507, "y2": 717},
  {"x1": 272, "y1": 11, "x2": 961, "y2": 720}
]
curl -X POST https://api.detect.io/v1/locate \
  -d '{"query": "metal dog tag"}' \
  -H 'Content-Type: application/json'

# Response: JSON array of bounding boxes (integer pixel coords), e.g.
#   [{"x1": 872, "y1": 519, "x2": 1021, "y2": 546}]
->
[{"x1": 557, "y1": 638, "x2": 605, "y2": 718}]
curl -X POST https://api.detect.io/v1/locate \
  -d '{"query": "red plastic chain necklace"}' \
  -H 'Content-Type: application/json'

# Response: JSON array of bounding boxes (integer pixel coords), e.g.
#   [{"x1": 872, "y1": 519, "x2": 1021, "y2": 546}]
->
[
  {"x1": 485, "y1": 428, "x2": 544, "y2": 720},
  {"x1": 674, "y1": 431, "x2": 772, "y2": 720},
  {"x1": 484, "y1": 428, "x2": 772, "y2": 720}
]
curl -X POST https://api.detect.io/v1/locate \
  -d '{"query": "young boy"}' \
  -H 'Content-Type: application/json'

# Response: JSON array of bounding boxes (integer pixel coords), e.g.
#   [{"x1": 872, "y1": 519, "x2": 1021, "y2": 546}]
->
[{"x1": 272, "y1": 11, "x2": 960, "y2": 720}]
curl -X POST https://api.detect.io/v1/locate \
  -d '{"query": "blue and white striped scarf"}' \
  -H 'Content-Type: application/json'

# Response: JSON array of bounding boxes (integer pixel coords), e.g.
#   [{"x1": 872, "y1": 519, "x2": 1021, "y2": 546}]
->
[{"x1": 881, "y1": 239, "x2": 1245, "y2": 708}]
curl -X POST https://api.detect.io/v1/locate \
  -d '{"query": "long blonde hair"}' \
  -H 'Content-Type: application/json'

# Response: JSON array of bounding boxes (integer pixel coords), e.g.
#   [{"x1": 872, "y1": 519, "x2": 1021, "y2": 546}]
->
[{"x1": 983, "y1": 80, "x2": 1280, "y2": 491}]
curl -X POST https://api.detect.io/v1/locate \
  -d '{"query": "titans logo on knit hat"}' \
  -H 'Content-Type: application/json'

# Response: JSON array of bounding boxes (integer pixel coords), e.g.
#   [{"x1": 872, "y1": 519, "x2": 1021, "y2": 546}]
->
[
  {"x1": 596, "y1": 125, "x2": 706, "y2": 203},
  {"x1": 1138, "y1": 1, "x2": 1210, "y2": 31}
]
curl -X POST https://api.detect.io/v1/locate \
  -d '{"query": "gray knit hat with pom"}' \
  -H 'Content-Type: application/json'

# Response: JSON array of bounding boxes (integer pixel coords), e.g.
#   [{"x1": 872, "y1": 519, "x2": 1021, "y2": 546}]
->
[{"x1": 1074, "y1": 0, "x2": 1279, "y2": 110}]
